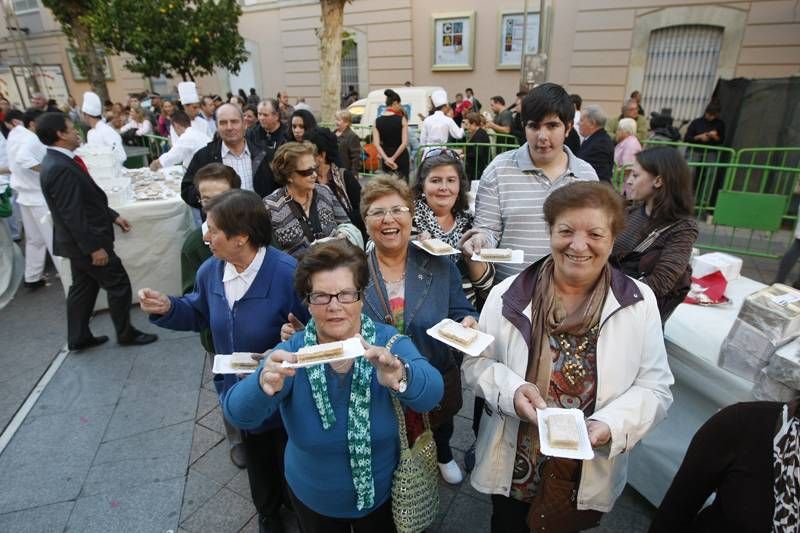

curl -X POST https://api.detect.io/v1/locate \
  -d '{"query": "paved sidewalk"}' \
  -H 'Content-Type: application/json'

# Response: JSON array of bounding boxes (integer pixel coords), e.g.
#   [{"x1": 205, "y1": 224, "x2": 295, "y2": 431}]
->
[
  {"x1": 4, "y1": 229, "x2": 786, "y2": 532},
  {"x1": 0, "y1": 291, "x2": 655, "y2": 533}
]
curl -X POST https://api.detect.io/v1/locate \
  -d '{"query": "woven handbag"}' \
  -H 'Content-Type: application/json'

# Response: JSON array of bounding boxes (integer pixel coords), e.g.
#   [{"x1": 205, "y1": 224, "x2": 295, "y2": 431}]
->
[{"x1": 390, "y1": 395, "x2": 439, "y2": 533}]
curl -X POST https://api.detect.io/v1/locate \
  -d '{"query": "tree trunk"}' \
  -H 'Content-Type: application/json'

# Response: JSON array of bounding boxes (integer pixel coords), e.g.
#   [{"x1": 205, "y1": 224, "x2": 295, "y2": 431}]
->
[
  {"x1": 71, "y1": 21, "x2": 110, "y2": 103},
  {"x1": 319, "y1": 0, "x2": 345, "y2": 123}
]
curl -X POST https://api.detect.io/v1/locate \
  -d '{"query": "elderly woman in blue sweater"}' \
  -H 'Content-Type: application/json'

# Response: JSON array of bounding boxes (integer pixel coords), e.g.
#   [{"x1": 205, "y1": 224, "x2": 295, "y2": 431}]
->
[
  {"x1": 224, "y1": 240, "x2": 443, "y2": 532},
  {"x1": 138, "y1": 189, "x2": 309, "y2": 533}
]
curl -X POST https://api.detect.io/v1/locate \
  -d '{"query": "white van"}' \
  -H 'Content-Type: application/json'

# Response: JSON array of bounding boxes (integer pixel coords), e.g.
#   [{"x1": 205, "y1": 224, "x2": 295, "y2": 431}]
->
[{"x1": 350, "y1": 86, "x2": 444, "y2": 129}]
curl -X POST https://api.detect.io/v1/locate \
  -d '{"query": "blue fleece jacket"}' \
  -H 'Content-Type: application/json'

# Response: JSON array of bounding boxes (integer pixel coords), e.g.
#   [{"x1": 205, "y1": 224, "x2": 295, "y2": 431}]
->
[
  {"x1": 150, "y1": 246, "x2": 309, "y2": 430},
  {"x1": 223, "y1": 322, "x2": 444, "y2": 519}
]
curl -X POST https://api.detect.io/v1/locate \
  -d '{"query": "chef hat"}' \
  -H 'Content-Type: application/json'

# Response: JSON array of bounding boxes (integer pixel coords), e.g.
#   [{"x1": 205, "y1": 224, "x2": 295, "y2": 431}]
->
[
  {"x1": 431, "y1": 89, "x2": 448, "y2": 109},
  {"x1": 81, "y1": 91, "x2": 102, "y2": 117},
  {"x1": 178, "y1": 81, "x2": 199, "y2": 105}
]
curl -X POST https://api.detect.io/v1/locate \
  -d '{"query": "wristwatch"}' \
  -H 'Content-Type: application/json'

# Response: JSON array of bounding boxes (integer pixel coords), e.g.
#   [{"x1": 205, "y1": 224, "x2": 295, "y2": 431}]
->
[{"x1": 395, "y1": 361, "x2": 410, "y2": 394}]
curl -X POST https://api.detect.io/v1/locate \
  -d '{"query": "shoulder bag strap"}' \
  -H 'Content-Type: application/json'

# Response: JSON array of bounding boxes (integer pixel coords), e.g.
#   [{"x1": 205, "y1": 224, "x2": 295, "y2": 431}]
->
[
  {"x1": 367, "y1": 251, "x2": 394, "y2": 325},
  {"x1": 632, "y1": 220, "x2": 682, "y2": 253}
]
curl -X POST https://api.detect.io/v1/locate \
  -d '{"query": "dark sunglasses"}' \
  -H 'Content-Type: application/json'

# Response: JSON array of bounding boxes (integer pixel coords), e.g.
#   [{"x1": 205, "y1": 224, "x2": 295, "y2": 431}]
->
[
  {"x1": 422, "y1": 148, "x2": 462, "y2": 161},
  {"x1": 295, "y1": 166, "x2": 319, "y2": 177}
]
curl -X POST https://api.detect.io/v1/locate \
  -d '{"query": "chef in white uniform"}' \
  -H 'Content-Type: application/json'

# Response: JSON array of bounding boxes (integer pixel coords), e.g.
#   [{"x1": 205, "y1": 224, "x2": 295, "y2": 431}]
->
[
  {"x1": 419, "y1": 89, "x2": 464, "y2": 147},
  {"x1": 83, "y1": 91, "x2": 127, "y2": 171},
  {"x1": 170, "y1": 81, "x2": 209, "y2": 146},
  {"x1": 5, "y1": 108, "x2": 64, "y2": 286},
  {"x1": 149, "y1": 110, "x2": 210, "y2": 170}
]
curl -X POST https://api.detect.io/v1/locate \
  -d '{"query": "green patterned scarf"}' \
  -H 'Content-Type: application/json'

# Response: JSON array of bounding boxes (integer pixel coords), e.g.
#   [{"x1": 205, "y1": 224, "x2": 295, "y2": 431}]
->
[{"x1": 304, "y1": 313, "x2": 376, "y2": 510}]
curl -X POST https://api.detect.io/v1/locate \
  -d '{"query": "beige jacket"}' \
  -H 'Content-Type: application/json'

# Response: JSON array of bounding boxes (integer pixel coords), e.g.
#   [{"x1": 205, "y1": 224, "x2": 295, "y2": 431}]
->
[{"x1": 462, "y1": 263, "x2": 674, "y2": 512}]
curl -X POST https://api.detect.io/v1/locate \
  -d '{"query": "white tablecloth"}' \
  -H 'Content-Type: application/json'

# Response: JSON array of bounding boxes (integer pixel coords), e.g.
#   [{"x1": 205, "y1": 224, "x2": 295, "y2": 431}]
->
[
  {"x1": 627, "y1": 277, "x2": 766, "y2": 506},
  {"x1": 59, "y1": 197, "x2": 194, "y2": 309}
]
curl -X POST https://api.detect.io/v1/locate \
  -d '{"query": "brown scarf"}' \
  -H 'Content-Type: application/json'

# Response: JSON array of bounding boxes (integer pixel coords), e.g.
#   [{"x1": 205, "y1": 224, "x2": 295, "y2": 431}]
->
[{"x1": 525, "y1": 256, "x2": 611, "y2": 401}]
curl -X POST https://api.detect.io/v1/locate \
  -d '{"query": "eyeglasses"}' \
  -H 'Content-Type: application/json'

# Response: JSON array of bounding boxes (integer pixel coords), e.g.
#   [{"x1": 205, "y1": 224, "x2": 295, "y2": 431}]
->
[
  {"x1": 307, "y1": 290, "x2": 361, "y2": 305},
  {"x1": 422, "y1": 148, "x2": 461, "y2": 161},
  {"x1": 295, "y1": 166, "x2": 318, "y2": 177},
  {"x1": 365, "y1": 206, "x2": 411, "y2": 220}
]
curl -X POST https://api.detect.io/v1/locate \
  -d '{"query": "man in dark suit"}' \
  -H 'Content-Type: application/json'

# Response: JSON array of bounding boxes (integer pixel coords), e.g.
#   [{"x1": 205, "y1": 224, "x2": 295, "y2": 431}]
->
[
  {"x1": 36, "y1": 112, "x2": 157, "y2": 350},
  {"x1": 576, "y1": 104, "x2": 615, "y2": 182}
]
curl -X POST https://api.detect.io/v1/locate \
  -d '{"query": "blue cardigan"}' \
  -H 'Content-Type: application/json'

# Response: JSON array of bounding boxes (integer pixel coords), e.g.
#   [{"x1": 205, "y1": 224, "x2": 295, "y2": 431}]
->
[
  {"x1": 364, "y1": 244, "x2": 478, "y2": 371},
  {"x1": 150, "y1": 246, "x2": 309, "y2": 429},
  {"x1": 223, "y1": 322, "x2": 443, "y2": 519}
]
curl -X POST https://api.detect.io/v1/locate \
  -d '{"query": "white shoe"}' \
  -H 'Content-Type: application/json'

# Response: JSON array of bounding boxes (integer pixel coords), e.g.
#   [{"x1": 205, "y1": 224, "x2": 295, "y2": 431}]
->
[{"x1": 438, "y1": 460, "x2": 463, "y2": 484}]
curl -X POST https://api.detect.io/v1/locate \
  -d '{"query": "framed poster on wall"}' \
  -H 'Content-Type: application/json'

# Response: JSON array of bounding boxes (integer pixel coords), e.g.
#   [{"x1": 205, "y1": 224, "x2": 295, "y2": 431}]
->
[
  {"x1": 497, "y1": 11, "x2": 540, "y2": 69},
  {"x1": 431, "y1": 11, "x2": 475, "y2": 71},
  {"x1": 10, "y1": 65, "x2": 70, "y2": 107}
]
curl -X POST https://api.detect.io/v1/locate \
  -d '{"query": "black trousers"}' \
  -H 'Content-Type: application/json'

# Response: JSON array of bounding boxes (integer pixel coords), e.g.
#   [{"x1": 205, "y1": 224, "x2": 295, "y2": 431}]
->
[
  {"x1": 288, "y1": 485, "x2": 395, "y2": 533},
  {"x1": 775, "y1": 238, "x2": 800, "y2": 285},
  {"x1": 433, "y1": 417, "x2": 454, "y2": 463},
  {"x1": 491, "y1": 494, "x2": 530, "y2": 533},
  {"x1": 243, "y1": 426, "x2": 288, "y2": 517},
  {"x1": 67, "y1": 251, "x2": 133, "y2": 347}
]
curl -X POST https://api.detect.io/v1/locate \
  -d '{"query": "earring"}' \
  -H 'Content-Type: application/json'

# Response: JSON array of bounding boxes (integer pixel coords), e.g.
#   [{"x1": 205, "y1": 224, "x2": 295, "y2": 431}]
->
[{"x1": 237, "y1": 242, "x2": 243, "y2": 247}]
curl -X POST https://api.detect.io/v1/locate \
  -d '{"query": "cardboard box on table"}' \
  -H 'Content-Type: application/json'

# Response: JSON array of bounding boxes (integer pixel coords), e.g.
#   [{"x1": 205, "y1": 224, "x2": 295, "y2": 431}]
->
[
  {"x1": 691, "y1": 252, "x2": 743, "y2": 281},
  {"x1": 719, "y1": 284, "x2": 800, "y2": 382},
  {"x1": 753, "y1": 368, "x2": 798, "y2": 402},
  {"x1": 766, "y1": 339, "x2": 800, "y2": 390}
]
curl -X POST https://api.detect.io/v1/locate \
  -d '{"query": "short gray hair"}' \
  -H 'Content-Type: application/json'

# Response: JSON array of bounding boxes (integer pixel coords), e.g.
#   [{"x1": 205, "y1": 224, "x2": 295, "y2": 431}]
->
[
  {"x1": 617, "y1": 117, "x2": 637, "y2": 136},
  {"x1": 582, "y1": 105, "x2": 606, "y2": 128}
]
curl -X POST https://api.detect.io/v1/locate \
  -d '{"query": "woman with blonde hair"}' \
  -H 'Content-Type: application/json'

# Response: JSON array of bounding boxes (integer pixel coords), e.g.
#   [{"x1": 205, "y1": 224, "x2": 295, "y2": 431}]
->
[
  {"x1": 334, "y1": 109, "x2": 362, "y2": 174},
  {"x1": 120, "y1": 106, "x2": 153, "y2": 138}
]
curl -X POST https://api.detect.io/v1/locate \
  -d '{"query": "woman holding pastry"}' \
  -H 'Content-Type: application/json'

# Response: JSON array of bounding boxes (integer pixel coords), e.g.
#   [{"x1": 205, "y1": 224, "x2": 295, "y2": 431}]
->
[
  {"x1": 137, "y1": 189, "x2": 309, "y2": 533},
  {"x1": 224, "y1": 240, "x2": 443, "y2": 532},
  {"x1": 361, "y1": 175, "x2": 479, "y2": 485},
  {"x1": 462, "y1": 181, "x2": 673, "y2": 532},
  {"x1": 411, "y1": 148, "x2": 494, "y2": 309}
]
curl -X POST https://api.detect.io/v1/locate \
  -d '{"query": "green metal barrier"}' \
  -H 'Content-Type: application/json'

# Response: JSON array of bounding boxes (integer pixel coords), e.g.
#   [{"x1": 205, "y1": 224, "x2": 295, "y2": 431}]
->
[
  {"x1": 412, "y1": 142, "x2": 520, "y2": 183},
  {"x1": 142, "y1": 134, "x2": 170, "y2": 163},
  {"x1": 691, "y1": 161, "x2": 800, "y2": 259}
]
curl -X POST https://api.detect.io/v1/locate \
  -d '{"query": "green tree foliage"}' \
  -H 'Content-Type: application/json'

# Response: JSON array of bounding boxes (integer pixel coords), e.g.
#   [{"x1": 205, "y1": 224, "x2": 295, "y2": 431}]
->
[
  {"x1": 41, "y1": 0, "x2": 110, "y2": 101},
  {"x1": 88, "y1": 0, "x2": 248, "y2": 81}
]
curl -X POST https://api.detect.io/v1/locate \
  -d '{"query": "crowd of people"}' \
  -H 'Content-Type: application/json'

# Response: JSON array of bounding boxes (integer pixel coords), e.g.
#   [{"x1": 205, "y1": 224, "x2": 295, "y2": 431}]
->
[{"x1": 2, "y1": 77, "x2": 796, "y2": 533}]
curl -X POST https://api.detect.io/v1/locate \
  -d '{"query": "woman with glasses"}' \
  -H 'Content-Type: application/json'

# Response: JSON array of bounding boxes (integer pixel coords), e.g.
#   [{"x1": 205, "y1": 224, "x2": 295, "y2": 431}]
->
[
  {"x1": 138, "y1": 189, "x2": 310, "y2": 533},
  {"x1": 372, "y1": 89, "x2": 410, "y2": 181},
  {"x1": 224, "y1": 240, "x2": 443, "y2": 532},
  {"x1": 265, "y1": 142, "x2": 351, "y2": 259},
  {"x1": 412, "y1": 148, "x2": 494, "y2": 309},
  {"x1": 361, "y1": 175, "x2": 478, "y2": 485}
]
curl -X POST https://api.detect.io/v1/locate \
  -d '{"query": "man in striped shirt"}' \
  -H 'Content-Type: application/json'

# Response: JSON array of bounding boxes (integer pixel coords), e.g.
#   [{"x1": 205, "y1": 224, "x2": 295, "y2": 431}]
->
[{"x1": 462, "y1": 83, "x2": 599, "y2": 281}]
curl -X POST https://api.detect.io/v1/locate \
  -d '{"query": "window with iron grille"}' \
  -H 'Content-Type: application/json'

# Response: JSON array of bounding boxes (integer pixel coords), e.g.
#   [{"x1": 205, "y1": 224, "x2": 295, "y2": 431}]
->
[
  {"x1": 641, "y1": 25, "x2": 723, "y2": 126},
  {"x1": 341, "y1": 40, "x2": 358, "y2": 102}
]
